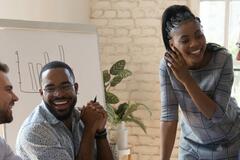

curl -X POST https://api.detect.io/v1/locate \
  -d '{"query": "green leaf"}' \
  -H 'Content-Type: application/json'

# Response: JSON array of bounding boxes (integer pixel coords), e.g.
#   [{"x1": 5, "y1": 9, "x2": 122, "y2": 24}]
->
[
  {"x1": 118, "y1": 69, "x2": 132, "y2": 79},
  {"x1": 122, "y1": 102, "x2": 152, "y2": 121},
  {"x1": 110, "y1": 75, "x2": 123, "y2": 87},
  {"x1": 135, "y1": 103, "x2": 152, "y2": 117},
  {"x1": 110, "y1": 60, "x2": 125, "y2": 75},
  {"x1": 106, "y1": 103, "x2": 119, "y2": 124},
  {"x1": 121, "y1": 102, "x2": 152, "y2": 134},
  {"x1": 115, "y1": 103, "x2": 129, "y2": 119},
  {"x1": 105, "y1": 91, "x2": 119, "y2": 104},
  {"x1": 125, "y1": 115, "x2": 147, "y2": 134},
  {"x1": 102, "y1": 70, "x2": 110, "y2": 83},
  {"x1": 122, "y1": 103, "x2": 138, "y2": 120}
]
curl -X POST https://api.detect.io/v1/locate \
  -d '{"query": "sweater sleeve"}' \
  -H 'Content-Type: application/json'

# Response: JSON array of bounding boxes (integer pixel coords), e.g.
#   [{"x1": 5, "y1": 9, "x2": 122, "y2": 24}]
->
[
  {"x1": 159, "y1": 58, "x2": 179, "y2": 121},
  {"x1": 211, "y1": 53, "x2": 234, "y2": 123}
]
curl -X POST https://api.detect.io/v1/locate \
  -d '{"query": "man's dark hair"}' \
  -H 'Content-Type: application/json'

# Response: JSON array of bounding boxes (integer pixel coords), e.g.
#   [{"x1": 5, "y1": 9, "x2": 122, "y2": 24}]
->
[
  {"x1": 0, "y1": 62, "x2": 9, "y2": 73},
  {"x1": 161, "y1": 5, "x2": 200, "y2": 52},
  {"x1": 39, "y1": 61, "x2": 75, "y2": 84}
]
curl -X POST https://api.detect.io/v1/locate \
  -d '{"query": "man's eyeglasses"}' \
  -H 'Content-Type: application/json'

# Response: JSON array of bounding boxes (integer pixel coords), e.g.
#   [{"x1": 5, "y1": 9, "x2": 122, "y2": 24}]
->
[{"x1": 43, "y1": 83, "x2": 74, "y2": 94}]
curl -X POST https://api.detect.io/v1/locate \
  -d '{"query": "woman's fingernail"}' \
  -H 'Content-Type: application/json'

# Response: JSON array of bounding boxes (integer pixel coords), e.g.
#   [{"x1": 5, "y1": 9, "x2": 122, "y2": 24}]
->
[{"x1": 167, "y1": 62, "x2": 171, "y2": 67}]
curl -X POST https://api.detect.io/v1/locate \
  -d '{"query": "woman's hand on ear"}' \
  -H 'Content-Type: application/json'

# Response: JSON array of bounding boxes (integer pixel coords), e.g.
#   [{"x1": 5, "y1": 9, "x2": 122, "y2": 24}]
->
[{"x1": 164, "y1": 47, "x2": 191, "y2": 85}]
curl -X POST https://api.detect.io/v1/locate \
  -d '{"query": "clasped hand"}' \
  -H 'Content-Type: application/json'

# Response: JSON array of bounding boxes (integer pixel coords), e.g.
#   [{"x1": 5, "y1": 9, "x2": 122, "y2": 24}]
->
[{"x1": 78, "y1": 101, "x2": 107, "y2": 134}]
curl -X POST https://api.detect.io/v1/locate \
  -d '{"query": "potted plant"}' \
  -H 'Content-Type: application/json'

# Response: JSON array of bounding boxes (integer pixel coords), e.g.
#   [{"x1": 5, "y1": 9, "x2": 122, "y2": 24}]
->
[{"x1": 102, "y1": 59, "x2": 152, "y2": 149}]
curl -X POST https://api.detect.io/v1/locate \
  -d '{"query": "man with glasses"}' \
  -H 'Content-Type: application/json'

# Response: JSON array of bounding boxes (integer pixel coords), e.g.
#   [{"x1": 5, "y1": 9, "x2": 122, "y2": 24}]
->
[
  {"x1": 16, "y1": 61, "x2": 113, "y2": 160},
  {"x1": 0, "y1": 62, "x2": 21, "y2": 160}
]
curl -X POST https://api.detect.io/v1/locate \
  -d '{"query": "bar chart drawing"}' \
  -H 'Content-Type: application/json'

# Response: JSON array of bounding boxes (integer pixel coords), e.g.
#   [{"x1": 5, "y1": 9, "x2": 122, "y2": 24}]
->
[{"x1": 15, "y1": 45, "x2": 66, "y2": 93}]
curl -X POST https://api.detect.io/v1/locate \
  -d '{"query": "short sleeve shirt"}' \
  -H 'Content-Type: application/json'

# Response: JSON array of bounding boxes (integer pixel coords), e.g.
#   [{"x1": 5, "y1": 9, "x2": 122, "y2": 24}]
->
[{"x1": 16, "y1": 102, "x2": 96, "y2": 160}]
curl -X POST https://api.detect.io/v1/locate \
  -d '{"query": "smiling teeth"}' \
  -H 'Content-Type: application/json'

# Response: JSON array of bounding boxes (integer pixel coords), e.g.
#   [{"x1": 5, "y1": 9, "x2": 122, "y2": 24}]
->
[
  {"x1": 54, "y1": 101, "x2": 67, "y2": 105},
  {"x1": 191, "y1": 50, "x2": 200, "y2": 54}
]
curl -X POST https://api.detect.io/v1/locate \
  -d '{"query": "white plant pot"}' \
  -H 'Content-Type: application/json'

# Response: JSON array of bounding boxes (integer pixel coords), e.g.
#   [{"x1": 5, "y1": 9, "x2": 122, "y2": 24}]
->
[
  {"x1": 116, "y1": 121, "x2": 128, "y2": 150},
  {"x1": 108, "y1": 126, "x2": 117, "y2": 144},
  {"x1": 109, "y1": 143, "x2": 118, "y2": 160}
]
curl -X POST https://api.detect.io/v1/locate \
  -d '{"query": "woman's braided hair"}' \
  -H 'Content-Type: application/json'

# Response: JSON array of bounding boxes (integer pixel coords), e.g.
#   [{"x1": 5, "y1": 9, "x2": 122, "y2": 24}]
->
[{"x1": 161, "y1": 5, "x2": 200, "y2": 52}]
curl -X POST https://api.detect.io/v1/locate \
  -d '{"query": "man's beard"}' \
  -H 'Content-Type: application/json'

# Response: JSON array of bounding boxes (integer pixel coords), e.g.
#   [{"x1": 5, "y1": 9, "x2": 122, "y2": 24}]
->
[
  {"x1": 0, "y1": 113, "x2": 13, "y2": 124},
  {"x1": 44, "y1": 97, "x2": 77, "y2": 121},
  {"x1": 0, "y1": 108, "x2": 13, "y2": 124}
]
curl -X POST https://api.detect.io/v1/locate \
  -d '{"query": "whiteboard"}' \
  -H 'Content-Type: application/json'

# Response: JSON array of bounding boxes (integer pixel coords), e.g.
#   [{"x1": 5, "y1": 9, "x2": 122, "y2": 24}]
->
[{"x1": 0, "y1": 19, "x2": 105, "y2": 150}]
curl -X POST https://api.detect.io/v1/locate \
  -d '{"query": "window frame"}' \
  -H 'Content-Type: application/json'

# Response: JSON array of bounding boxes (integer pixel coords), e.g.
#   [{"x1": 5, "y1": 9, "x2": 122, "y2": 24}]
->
[{"x1": 191, "y1": 0, "x2": 238, "y2": 48}]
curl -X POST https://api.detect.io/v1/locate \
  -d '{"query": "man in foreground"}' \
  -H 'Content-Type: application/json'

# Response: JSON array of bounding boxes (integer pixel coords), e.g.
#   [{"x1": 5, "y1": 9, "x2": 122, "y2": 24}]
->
[
  {"x1": 0, "y1": 62, "x2": 21, "y2": 160},
  {"x1": 16, "y1": 61, "x2": 113, "y2": 160}
]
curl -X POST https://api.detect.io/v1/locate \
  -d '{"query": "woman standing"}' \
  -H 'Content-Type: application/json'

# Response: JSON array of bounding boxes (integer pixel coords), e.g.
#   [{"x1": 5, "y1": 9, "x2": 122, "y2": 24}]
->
[{"x1": 160, "y1": 5, "x2": 240, "y2": 160}]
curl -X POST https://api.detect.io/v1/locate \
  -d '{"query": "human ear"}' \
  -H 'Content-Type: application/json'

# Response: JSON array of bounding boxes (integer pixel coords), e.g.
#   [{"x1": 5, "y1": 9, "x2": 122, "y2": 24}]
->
[
  {"x1": 39, "y1": 88, "x2": 43, "y2": 96},
  {"x1": 74, "y1": 83, "x2": 78, "y2": 93},
  {"x1": 169, "y1": 39, "x2": 175, "y2": 51}
]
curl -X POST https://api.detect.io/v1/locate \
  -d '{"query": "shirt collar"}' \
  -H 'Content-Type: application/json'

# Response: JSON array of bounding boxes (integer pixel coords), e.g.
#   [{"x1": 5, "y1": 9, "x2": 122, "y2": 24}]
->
[{"x1": 39, "y1": 101, "x2": 80, "y2": 125}]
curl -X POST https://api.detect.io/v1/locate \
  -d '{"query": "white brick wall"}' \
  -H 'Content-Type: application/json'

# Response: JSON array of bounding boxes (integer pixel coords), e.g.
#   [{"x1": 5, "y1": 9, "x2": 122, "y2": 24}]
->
[{"x1": 90, "y1": 0, "x2": 192, "y2": 159}]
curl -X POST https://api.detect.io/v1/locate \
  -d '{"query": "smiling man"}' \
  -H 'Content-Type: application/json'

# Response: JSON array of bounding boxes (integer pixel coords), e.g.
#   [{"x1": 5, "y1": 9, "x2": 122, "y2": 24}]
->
[
  {"x1": 0, "y1": 62, "x2": 21, "y2": 160},
  {"x1": 16, "y1": 61, "x2": 113, "y2": 160}
]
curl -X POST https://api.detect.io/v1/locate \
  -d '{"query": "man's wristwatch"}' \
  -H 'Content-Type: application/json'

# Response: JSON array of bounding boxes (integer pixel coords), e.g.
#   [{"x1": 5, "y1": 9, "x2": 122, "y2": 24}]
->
[{"x1": 95, "y1": 129, "x2": 107, "y2": 139}]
